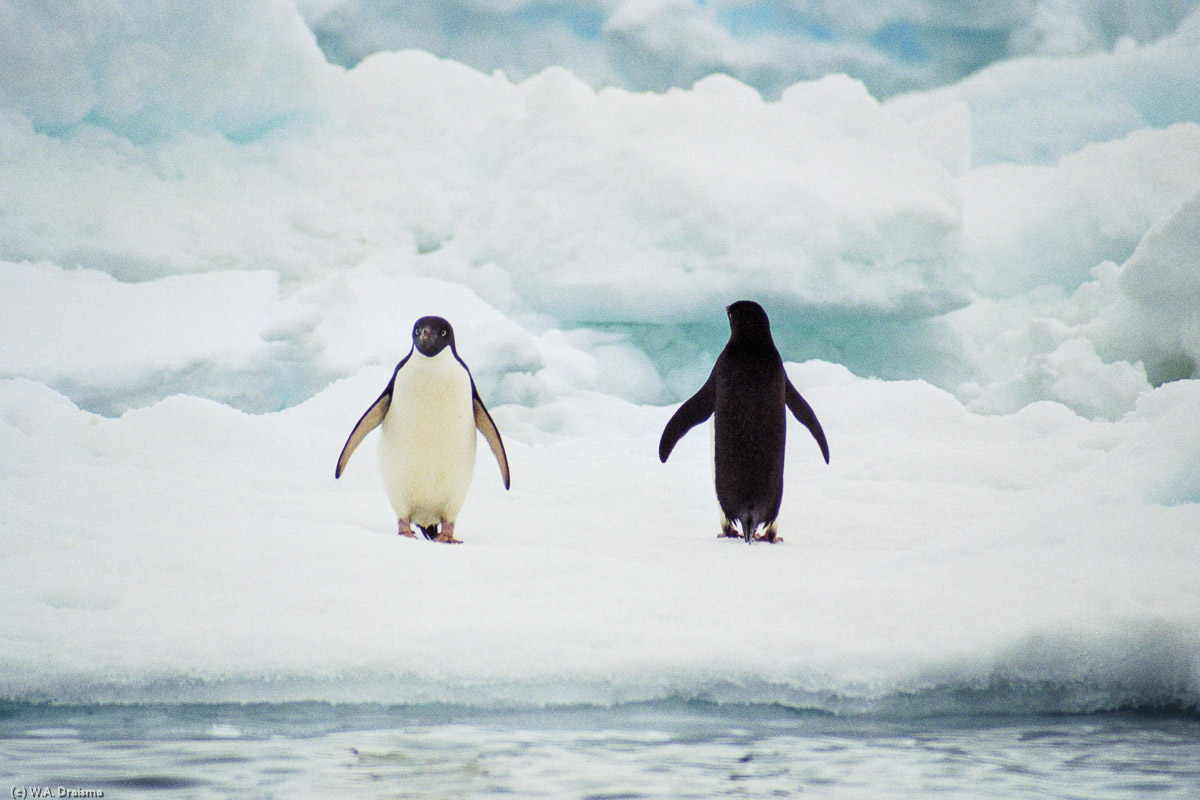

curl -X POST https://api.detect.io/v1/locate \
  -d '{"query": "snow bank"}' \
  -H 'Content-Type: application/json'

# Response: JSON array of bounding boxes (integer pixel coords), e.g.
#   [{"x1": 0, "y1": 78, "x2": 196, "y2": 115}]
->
[
  {"x1": 2, "y1": 0, "x2": 1199, "y2": 716},
  {"x1": 1, "y1": 373, "x2": 1197, "y2": 712},
  {"x1": 957, "y1": 125, "x2": 1200, "y2": 297},
  {"x1": 3, "y1": 2, "x2": 1197, "y2": 414},
  {"x1": 950, "y1": 183, "x2": 1200, "y2": 418},
  {"x1": 0, "y1": 262, "x2": 663, "y2": 414},
  {"x1": 886, "y1": 8, "x2": 1200, "y2": 165},
  {"x1": 0, "y1": 0, "x2": 335, "y2": 140},
  {"x1": 0, "y1": 51, "x2": 967, "y2": 321},
  {"x1": 0, "y1": 263, "x2": 284, "y2": 414},
  {"x1": 300, "y1": 0, "x2": 1200, "y2": 102}
]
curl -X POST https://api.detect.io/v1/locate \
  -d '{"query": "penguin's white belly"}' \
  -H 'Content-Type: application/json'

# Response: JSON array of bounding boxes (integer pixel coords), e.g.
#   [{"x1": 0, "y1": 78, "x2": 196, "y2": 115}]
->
[{"x1": 377, "y1": 353, "x2": 477, "y2": 527}]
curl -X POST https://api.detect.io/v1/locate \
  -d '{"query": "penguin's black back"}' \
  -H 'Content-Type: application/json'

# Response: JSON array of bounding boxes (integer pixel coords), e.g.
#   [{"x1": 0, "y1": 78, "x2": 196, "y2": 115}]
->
[
  {"x1": 712, "y1": 320, "x2": 788, "y2": 533},
  {"x1": 658, "y1": 300, "x2": 829, "y2": 540}
]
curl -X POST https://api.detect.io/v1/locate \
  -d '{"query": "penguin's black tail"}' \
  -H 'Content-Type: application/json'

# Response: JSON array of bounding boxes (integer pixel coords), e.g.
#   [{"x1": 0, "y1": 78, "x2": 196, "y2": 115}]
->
[
  {"x1": 738, "y1": 514, "x2": 758, "y2": 544},
  {"x1": 417, "y1": 524, "x2": 440, "y2": 541}
]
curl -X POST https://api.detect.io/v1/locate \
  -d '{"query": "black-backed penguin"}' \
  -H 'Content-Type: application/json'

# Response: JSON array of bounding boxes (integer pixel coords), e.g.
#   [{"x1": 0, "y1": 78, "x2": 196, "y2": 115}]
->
[
  {"x1": 658, "y1": 301, "x2": 829, "y2": 543},
  {"x1": 336, "y1": 316, "x2": 510, "y2": 543}
]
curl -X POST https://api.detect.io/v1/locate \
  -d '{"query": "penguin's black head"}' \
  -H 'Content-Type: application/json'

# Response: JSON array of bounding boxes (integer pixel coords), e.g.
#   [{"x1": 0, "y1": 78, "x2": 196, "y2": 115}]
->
[
  {"x1": 726, "y1": 300, "x2": 772, "y2": 342},
  {"x1": 412, "y1": 315, "x2": 455, "y2": 357}
]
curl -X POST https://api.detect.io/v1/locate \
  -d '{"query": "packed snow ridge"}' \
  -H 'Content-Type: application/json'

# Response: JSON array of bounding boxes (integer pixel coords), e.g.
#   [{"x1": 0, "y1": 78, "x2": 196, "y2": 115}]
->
[{"x1": 1, "y1": 1, "x2": 1198, "y2": 712}]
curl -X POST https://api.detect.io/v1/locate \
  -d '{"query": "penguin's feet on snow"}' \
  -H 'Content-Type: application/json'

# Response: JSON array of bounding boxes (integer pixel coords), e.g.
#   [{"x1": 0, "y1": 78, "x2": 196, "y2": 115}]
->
[
  {"x1": 432, "y1": 521, "x2": 462, "y2": 544},
  {"x1": 397, "y1": 519, "x2": 418, "y2": 538},
  {"x1": 717, "y1": 522, "x2": 783, "y2": 542}
]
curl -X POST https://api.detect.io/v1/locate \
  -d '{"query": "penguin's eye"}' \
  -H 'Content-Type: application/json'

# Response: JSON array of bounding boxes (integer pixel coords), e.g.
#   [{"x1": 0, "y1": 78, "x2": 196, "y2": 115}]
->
[{"x1": 440, "y1": 330, "x2": 447, "y2": 338}]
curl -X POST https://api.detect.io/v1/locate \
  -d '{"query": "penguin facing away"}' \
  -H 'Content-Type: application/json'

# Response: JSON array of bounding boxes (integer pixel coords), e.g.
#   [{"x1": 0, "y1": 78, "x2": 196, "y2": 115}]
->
[
  {"x1": 658, "y1": 301, "x2": 829, "y2": 543},
  {"x1": 336, "y1": 316, "x2": 510, "y2": 543}
]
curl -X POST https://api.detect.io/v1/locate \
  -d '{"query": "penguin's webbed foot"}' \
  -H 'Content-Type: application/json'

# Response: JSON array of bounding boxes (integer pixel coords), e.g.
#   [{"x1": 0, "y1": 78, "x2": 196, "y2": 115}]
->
[
  {"x1": 398, "y1": 519, "x2": 418, "y2": 538},
  {"x1": 753, "y1": 527, "x2": 783, "y2": 544},
  {"x1": 432, "y1": 521, "x2": 462, "y2": 544}
]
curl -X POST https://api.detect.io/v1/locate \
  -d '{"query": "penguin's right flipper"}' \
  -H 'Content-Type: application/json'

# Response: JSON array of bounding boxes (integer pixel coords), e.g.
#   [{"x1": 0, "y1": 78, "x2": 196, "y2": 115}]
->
[
  {"x1": 785, "y1": 380, "x2": 830, "y2": 464},
  {"x1": 335, "y1": 388, "x2": 391, "y2": 478},
  {"x1": 658, "y1": 374, "x2": 715, "y2": 462}
]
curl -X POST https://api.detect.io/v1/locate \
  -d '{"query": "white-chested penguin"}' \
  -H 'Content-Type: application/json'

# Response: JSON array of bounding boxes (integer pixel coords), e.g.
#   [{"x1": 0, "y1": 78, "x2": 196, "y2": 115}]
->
[
  {"x1": 335, "y1": 316, "x2": 510, "y2": 543},
  {"x1": 659, "y1": 301, "x2": 829, "y2": 543}
]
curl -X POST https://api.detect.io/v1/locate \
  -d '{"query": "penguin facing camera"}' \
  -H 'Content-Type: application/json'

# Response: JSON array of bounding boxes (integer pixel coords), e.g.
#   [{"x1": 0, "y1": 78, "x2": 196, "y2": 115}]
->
[
  {"x1": 659, "y1": 300, "x2": 829, "y2": 543},
  {"x1": 336, "y1": 316, "x2": 510, "y2": 543}
]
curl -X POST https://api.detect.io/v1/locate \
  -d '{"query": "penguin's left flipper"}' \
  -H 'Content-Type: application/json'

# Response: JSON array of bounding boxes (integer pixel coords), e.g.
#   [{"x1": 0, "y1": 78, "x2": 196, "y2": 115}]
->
[
  {"x1": 785, "y1": 380, "x2": 829, "y2": 464},
  {"x1": 335, "y1": 388, "x2": 392, "y2": 478},
  {"x1": 659, "y1": 374, "x2": 715, "y2": 462},
  {"x1": 473, "y1": 389, "x2": 511, "y2": 489}
]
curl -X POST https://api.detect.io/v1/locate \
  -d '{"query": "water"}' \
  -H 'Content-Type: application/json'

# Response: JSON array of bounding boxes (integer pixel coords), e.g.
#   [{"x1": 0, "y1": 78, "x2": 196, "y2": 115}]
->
[{"x1": 3, "y1": 701, "x2": 1198, "y2": 799}]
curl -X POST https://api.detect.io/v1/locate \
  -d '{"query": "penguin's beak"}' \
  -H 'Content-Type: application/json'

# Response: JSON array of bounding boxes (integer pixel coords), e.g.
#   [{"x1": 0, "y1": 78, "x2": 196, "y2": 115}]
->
[{"x1": 418, "y1": 326, "x2": 434, "y2": 347}]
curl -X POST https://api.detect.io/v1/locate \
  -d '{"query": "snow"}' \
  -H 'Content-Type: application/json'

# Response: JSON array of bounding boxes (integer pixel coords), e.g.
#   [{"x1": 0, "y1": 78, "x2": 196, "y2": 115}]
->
[
  {"x1": 2, "y1": 369, "x2": 1197, "y2": 711},
  {"x1": 0, "y1": 0, "x2": 334, "y2": 139},
  {"x1": 1, "y1": 0, "x2": 1198, "y2": 714},
  {"x1": 298, "y1": 0, "x2": 1200, "y2": 102},
  {"x1": 955, "y1": 124, "x2": 1200, "y2": 297},
  {"x1": 886, "y1": 9, "x2": 1200, "y2": 166}
]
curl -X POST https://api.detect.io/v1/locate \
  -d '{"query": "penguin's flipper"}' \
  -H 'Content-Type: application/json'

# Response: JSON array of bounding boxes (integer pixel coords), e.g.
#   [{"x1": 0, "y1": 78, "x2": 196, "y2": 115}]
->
[
  {"x1": 785, "y1": 380, "x2": 829, "y2": 464},
  {"x1": 658, "y1": 374, "x2": 715, "y2": 462},
  {"x1": 473, "y1": 390, "x2": 511, "y2": 490},
  {"x1": 335, "y1": 388, "x2": 391, "y2": 478}
]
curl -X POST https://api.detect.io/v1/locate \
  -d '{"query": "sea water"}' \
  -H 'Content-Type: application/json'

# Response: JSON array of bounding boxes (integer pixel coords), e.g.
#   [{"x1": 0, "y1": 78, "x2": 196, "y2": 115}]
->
[{"x1": 3, "y1": 701, "x2": 1197, "y2": 799}]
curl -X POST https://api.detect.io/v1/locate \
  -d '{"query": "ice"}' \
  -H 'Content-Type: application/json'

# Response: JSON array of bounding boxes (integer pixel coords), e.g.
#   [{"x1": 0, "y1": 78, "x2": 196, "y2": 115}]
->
[
  {"x1": 949, "y1": 183, "x2": 1200, "y2": 418},
  {"x1": 1117, "y1": 189, "x2": 1200, "y2": 382},
  {"x1": 886, "y1": 8, "x2": 1200, "y2": 165},
  {"x1": 956, "y1": 124, "x2": 1200, "y2": 296},
  {"x1": 0, "y1": 262, "x2": 284, "y2": 414},
  {"x1": 0, "y1": 262, "x2": 663, "y2": 413},
  {"x1": 0, "y1": 51, "x2": 964, "y2": 321},
  {"x1": 299, "y1": 1, "x2": 1200, "y2": 101},
  {"x1": 1, "y1": 0, "x2": 1198, "y2": 715},
  {"x1": 1, "y1": 371, "x2": 1197, "y2": 711},
  {"x1": 0, "y1": 0, "x2": 335, "y2": 139}
]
